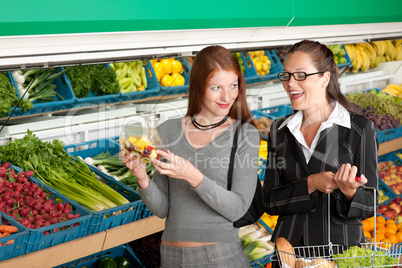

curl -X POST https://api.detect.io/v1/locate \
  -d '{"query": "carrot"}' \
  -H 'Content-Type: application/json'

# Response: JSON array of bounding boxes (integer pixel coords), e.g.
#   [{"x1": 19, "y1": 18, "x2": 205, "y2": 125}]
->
[
  {"x1": 0, "y1": 232, "x2": 10, "y2": 238},
  {"x1": 0, "y1": 239, "x2": 14, "y2": 247},
  {"x1": 0, "y1": 232, "x2": 11, "y2": 247},
  {"x1": 0, "y1": 225, "x2": 17, "y2": 234}
]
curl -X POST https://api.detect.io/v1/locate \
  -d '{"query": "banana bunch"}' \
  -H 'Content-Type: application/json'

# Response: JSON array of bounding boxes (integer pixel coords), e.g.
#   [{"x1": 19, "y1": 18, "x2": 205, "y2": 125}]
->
[
  {"x1": 345, "y1": 40, "x2": 402, "y2": 73},
  {"x1": 371, "y1": 40, "x2": 402, "y2": 62},
  {"x1": 383, "y1": 83, "x2": 402, "y2": 98},
  {"x1": 345, "y1": 43, "x2": 377, "y2": 73},
  {"x1": 394, "y1": 39, "x2": 402, "y2": 61}
]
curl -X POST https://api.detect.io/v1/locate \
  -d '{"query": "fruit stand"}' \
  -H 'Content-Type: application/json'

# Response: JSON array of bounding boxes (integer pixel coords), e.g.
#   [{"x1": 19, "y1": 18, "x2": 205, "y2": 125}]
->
[{"x1": 1, "y1": 1, "x2": 402, "y2": 267}]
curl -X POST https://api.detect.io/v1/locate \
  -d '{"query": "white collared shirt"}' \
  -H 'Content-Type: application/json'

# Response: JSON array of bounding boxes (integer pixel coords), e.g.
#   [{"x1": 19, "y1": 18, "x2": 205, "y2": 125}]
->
[{"x1": 278, "y1": 102, "x2": 351, "y2": 163}]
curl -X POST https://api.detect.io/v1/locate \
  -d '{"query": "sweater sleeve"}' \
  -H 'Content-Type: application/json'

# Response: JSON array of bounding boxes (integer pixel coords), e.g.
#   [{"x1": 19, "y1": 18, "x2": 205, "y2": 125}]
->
[
  {"x1": 193, "y1": 123, "x2": 260, "y2": 222},
  {"x1": 138, "y1": 170, "x2": 169, "y2": 219}
]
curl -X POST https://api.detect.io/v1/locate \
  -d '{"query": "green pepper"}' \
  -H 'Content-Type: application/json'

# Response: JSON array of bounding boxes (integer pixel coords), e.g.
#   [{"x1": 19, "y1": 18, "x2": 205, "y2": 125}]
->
[
  {"x1": 114, "y1": 256, "x2": 131, "y2": 268},
  {"x1": 97, "y1": 256, "x2": 117, "y2": 268}
]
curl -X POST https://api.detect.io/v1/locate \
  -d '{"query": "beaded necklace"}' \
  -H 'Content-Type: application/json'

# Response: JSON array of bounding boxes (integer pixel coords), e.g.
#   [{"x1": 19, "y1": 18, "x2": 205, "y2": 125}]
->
[{"x1": 190, "y1": 114, "x2": 229, "y2": 131}]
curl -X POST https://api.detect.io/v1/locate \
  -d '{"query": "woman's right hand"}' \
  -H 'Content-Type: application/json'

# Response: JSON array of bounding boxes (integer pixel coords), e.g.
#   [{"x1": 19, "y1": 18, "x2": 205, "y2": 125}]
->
[
  {"x1": 307, "y1": 171, "x2": 337, "y2": 194},
  {"x1": 120, "y1": 150, "x2": 150, "y2": 189}
]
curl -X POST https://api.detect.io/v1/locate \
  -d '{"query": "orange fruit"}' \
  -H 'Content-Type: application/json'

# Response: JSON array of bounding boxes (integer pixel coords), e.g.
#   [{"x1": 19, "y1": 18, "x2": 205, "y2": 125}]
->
[
  {"x1": 385, "y1": 226, "x2": 397, "y2": 235},
  {"x1": 362, "y1": 220, "x2": 371, "y2": 232},
  {"x1": 379, "y1": 240, "x2": 393, "y2": 249},
  {"x1": 364, "y1": 231, "x2": 371, "y2": 239},
  {"x1": 376, "y1": 224, "x2": 386, "y2": 235},
  {"x1": 386, "y1": 223, "x2": 398, "y2": 233},
  {"x1": 367, "y1": 220, "x2": 375, "y2": 232},
  {"x1": 396, "y1": 231, "x2": 402, "y2": 243},
  {"x1": 397, "y1": 223, "x2": 402, "y2": 230},
  {"x1": 386, "y1": 234, "x2": 399, "y2": 244},
  {"x1": 376, "y1": 232, "x2": 385, "y2": 241},
  {"x1": 376, "y1": 216, "x2": 386, "y2": 225},
  {"x1": 386, "y1": 219, "x2": 396, "y2": 226}
]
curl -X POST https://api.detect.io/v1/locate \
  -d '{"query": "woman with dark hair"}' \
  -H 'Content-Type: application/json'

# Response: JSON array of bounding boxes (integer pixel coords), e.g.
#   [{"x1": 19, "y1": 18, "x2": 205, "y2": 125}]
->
[
  {"x1": 263, "y1": 40, "x2": 378, "y2": 255},
  {"x1": 122, "y1": 45, "x2": 260, "y2": 267}
]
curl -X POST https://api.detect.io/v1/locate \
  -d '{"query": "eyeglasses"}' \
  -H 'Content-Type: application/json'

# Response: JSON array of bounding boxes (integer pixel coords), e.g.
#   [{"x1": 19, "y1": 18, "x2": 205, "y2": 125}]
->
[{"x1": 278, "y1": 71, "x2": 325, "y2": 81}]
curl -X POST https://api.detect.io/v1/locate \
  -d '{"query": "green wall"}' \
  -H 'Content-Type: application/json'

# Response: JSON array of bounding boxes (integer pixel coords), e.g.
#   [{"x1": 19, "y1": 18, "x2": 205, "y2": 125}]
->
[{"x1": 0, "y1": 0, "x2": 401, "y2": 36}]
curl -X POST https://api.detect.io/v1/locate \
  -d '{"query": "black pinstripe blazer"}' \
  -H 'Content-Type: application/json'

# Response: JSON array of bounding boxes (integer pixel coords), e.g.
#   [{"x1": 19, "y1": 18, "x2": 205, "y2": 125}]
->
[{"x1": 263, "y1": 112, "x2": 379, "y2": 248}]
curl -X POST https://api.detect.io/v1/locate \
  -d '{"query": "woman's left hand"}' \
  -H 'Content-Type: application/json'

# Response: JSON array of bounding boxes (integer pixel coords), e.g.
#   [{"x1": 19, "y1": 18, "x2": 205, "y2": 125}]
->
[
  {"x1": 151, "y1": 149, "x2": 204, "y2": 188},
  {"x1": 334, "y1": 163, "x2": 368, "y2": 200}
]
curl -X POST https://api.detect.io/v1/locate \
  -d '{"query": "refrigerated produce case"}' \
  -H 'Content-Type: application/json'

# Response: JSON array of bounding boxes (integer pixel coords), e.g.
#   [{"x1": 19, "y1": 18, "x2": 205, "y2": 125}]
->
[{"x1": 1, "y1": 2, "x2": 402, "y2": 266}]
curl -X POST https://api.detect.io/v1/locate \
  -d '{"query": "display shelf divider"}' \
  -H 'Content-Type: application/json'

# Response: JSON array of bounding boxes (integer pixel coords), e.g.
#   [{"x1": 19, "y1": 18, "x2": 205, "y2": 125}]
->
[
  {"x1": 102, "y1": 215, "x2": 165, "y2": 251},
  {"x1": 0, "y1": 231, "x2": 106, "y2": 268},
  {"x1": 378, "y1": 137, "x2": 402, "y2": 156}
]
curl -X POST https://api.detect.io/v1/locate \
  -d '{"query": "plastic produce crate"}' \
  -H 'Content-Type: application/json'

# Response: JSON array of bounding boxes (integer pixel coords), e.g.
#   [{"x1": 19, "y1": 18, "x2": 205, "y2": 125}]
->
[
  {"x1": 378, "y1": 182, "x2": 397, "y2": 205},
  {"x1": 250, "y1": 253, "x2": 273, "y2": 268},
  {"x1": 8, "y1": 69, "x2": 76, "y2": 117},
  {"x1": 63, "y1": 64, "x2": 124, "y2": 108},
  {"x1": 336, "y1": 44, "x2": 352, "y2": 70},
  {"x1": 347, "y1": 88, "x2": 402, "y2": 143},
  {"x1": 1, "y1": 163, "x2": 91, "y2": 254},
  {"x1": 253, "y1": 104, "x2": 294, "y2": 120},
  {"x1": 252, "y1": 104, "x2": 294, "y2": 140},
  {"x1": 120, "y1": 60, "x2": 161, "y2": 102},
  {"x1": 148, "y1": 57, "x2": 191, "y2": 96},
  {"x1": 237, "y1": 52, "x2": 260, "y2": 85},
  {"x1": 64, "y1": 138, "x2": 154, "y2": 234},
  {"x1": 53, "y1": 243, "x2": 144, "y2": 268},
  {"x1": 0, "y1": 211, "x2": 29, "y2": 260},
  {"x1": 258, "y1": 158, "x2": 267, "y2": 182},
  {"x1": 377, "y1": 152, "x2": 402, "y2": 197},
  {"x1": 242, "y1": 50, "x2": 283, "y2": 83},
  {"x1": 375, "y1": 126, "x2": 402, "y2": 144},
  {"x1": 0, "y1": 71, "x2": 20, "y2": 118}
]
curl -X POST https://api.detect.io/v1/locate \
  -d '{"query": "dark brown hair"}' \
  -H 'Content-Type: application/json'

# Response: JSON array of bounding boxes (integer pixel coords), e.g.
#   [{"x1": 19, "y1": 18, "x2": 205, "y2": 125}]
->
[
  {"x1": 285, "y1": 40, "x2": 354, "y2": 112},
  {"x1": 186, "y1": 45, "x2": 255, "y2": 126}
]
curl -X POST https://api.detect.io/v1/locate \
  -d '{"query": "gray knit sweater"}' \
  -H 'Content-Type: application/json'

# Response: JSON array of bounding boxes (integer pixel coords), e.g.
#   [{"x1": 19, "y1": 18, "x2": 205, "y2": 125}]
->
[{"x1": 139, "y1": 118, "x2": 260, "y2": 243}]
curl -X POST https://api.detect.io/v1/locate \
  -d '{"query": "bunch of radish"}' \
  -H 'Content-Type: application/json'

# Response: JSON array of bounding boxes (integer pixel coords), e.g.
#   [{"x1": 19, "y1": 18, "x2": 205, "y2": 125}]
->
[{"x1": 0, "y1": 162, "x2": 81, "y2": 232}]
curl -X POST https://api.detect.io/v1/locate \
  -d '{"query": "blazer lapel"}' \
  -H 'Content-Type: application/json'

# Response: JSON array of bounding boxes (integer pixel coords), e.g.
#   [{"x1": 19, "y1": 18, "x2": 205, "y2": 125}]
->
[{"x1": 310, "y1": 125, "x2": 347, "y2": 169}]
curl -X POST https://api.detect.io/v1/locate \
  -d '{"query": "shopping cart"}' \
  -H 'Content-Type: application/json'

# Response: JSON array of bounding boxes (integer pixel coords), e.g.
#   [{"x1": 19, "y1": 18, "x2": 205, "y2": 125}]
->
[{"x1": 273, "y1": 184, "x2": 402, "y2": 267}]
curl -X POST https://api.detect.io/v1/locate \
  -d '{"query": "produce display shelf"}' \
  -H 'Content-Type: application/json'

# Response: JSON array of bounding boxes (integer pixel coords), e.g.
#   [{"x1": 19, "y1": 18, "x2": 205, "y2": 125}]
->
[
  {"x1": 1, "y1": 163, "x2": 92, "y2": 255},
  {"x1": 0, "y1": 212, "x2": 29, "y2": 261},
  {"x1": 121, "y1": 60, "x2": 161, "y2": 102},
  {"x1": 347, "y1": 88, "x2": 401, "y2": 144},
  {"x1": 377, "y1": 151, "x2": 402, "y2": 198},
  {"x1": 6, "y1": 69, "x2": 76, "y2": 117},
  {"x1": 242, "y1": 50, "x2": 283, "y2": 84},
  {"x1": 238, "y1": 52, "x2": 261, "y2": 85},
  {"x1": 376, "y1": 126, "x2": 402, "y2": 144},
  {"x1": 253, "y1": 104, "x2": 294, "y2": 120},
  {"x1": 148, "y1": 57, "x2": 191, "y2": 96},
  {"x1": 53, "y1": 243, "x2": 144, "y2": 268},
  {"x1": 378, "y1": 182, "x2": 397, "y2": 205},
  {"x1": 64, "y1": 138, "x2": 153, "y2": 234},
  {"x1": 62, "y1": 65, "x2": 123, "y2": 108},
  {"x1": 252, "y1": 104, "x2": 294, "y2": 140},
  {"x1": 0, "y1": 216, "x2": 164, "y2": 268},
  {"x1": 336, "y1": 44, "x2": 352, "y2": 70},
  {"x1": 0, "y1": 71, "x2": 19, "y2": 118}
]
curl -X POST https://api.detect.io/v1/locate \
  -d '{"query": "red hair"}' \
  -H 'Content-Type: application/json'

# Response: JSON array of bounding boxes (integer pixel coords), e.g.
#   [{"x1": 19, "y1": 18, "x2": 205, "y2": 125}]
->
[{"x1": 186, "y1": 45, "x2": 255, "y2": 126}]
